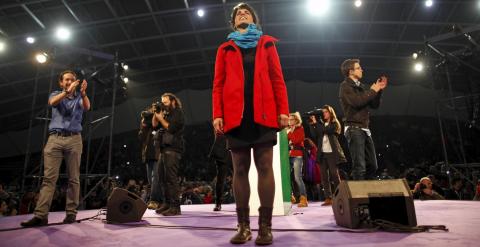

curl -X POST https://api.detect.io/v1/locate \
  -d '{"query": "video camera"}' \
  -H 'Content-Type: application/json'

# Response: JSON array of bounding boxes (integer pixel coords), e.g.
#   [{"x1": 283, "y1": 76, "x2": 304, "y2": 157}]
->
[
  {"x1": 140, "y1": 101, "x2": 170, "y2": 127},
  {"x1": 303, "y1": 107, "x2": 324, "y2": 117},
  {"x1": 152, "y1": 101, "x2": 169, "y2": 113}
]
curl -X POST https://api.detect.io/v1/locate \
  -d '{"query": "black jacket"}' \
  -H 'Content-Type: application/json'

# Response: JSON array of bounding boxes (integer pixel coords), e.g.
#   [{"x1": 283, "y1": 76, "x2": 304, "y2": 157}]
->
[
  {"x1": 339, "y1": 77, "x2": 382, "y2": 128},
  {"x1": 138, "y1": 124, "x2": 157, "y2": 162},
  {"x1": 309, "y1": 121, "x2": 347, "y2": 165},
  {"x1": 155, "y1": 107, "x2": 185, "y2": 154}
]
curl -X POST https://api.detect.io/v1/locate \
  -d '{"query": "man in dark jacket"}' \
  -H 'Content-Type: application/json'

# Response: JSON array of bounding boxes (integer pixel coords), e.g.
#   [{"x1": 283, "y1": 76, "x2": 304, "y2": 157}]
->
[
  {"x1": 339, "y1": 59, "x2": 387, "y2": 180},
  {"x1": 152, "y1": 93, "x2": 185, "y2": 216}
]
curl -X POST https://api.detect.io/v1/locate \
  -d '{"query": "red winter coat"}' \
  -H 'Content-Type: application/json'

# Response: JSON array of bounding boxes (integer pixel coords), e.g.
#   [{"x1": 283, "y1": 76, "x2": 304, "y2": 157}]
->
[
  {"x1": 212, "y1": 35, "x2": 289, "y2": 133},
  {"x1": 287, "y1": 126, "x2": 305, "y2": 157}
]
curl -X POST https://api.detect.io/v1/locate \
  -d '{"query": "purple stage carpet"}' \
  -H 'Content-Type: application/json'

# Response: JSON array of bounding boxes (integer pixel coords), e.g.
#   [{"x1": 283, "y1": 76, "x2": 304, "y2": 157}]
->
[{"x1": 1, "y1": 200, "x2": 479, "y2": 247}]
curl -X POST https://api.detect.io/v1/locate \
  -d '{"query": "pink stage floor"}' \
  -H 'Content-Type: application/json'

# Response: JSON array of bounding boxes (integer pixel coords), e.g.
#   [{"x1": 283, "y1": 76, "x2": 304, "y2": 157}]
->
[{"x1": 1, "y1": 200, "x2": 479, "y2": 247}]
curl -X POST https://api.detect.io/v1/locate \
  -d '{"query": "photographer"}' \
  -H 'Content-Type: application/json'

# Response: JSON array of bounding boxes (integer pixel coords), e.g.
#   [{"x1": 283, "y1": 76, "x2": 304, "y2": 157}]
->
[
  {"x1": 139, "y1": 104, "x2": 163, "y2": 209},
  {"x1": 412, "y1": 177, "x2": 445, "y2": 200},
  {"x1": 152, "y1": 93, "x2": 185, "y2": 216},
  {"x1": 308, "y1": 105, "x2": 346, "y2": 206}
]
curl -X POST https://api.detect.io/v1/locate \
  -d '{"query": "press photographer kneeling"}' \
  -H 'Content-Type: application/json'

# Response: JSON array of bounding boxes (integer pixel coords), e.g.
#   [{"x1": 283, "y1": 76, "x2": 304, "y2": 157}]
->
[{"x1": 152, "y1": 93, "x2": 185, "y2": 216}]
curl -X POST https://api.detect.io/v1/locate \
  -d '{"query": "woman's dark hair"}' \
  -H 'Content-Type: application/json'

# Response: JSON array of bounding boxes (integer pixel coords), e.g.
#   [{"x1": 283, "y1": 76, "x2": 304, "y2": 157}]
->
[{"x1": 230, "y1": 2, "x2": 260, "y2": 30}]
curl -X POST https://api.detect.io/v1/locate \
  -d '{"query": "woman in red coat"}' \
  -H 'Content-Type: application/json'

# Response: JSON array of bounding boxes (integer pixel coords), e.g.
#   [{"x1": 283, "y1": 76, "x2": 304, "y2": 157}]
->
[
  {"x1": 212, "y1": 3, "x2": 289, "y2": 245},
  {"x1": 287, "y1": 112, "x2": 308, "y2": 207}
]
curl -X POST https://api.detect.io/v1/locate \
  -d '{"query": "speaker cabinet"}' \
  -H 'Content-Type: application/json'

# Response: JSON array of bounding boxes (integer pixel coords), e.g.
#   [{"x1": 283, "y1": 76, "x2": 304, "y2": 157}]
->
[
  {"x1": 333, "y1": 179, "x2": 417, "y2": 229},
  {"x1": 106, "y1": 188, "x2": 147, "y2": 223}
]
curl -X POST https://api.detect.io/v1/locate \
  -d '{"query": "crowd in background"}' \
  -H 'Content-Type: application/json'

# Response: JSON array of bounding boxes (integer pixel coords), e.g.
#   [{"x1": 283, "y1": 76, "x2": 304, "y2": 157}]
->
[{"x1": 1, "y1": 115, "x2": 480, "y2": 218}]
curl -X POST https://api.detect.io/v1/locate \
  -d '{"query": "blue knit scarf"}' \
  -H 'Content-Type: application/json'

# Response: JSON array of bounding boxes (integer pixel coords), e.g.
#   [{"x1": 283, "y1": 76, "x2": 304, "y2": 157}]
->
[{"x1": 227, "y1": 24, "x2": 263, "y2": 49}]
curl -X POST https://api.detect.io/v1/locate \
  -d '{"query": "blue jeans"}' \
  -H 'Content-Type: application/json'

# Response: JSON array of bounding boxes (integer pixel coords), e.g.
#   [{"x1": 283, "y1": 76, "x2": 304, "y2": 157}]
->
[
  {"x1": 146, "y1": 159, "x2": 163, "y2": 202},
  {"x1": 345, "y1": 128, "x2": 378, "y2": 180},
  {"x1": 290, "y1": 157, "x2": 306, "y2": 196}
]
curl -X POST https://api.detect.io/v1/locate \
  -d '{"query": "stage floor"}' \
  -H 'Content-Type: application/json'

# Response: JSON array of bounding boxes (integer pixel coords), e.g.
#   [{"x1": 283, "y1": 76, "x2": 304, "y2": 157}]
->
[{"x1": 1, "y1": 200, "x2": 479, "y2": 247}]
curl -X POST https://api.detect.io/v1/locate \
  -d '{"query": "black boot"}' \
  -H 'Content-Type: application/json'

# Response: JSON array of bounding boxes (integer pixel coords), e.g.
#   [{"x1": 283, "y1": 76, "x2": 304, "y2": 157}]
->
[
  {"x1": 162, "y1": 206, "x2": 181, "y2": 216},
  {"x1": 20, "y1": 217, "x2": 48, "y2": 227},
  {"x1": 255, "y1": 207, "x2": 273, "y2": 245},
  {"x1": 155, "y1": 204, "x2": 170, "y2": 214},
  {"x1": 230, "y1": 208, "x2": 252, "y2": 244},
  {"x1": 213, "y1": 200, "x2": 222, "y2": 211}
]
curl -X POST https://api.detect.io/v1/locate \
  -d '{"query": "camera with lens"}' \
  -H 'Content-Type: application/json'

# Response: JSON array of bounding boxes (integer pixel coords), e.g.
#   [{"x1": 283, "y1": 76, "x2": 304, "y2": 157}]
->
[
  {"x1": 303, "y1": 107, "x2": 324, "y2": 117},
  {"x1": 420, "y1": 183, "x2": 427, "y2": 190},
  {"x1": 152, "y1": 101, "x2": 169, "y2": 113},
  {"x1": 303, "y1": 107, "x2": 324, "y2": 123}
]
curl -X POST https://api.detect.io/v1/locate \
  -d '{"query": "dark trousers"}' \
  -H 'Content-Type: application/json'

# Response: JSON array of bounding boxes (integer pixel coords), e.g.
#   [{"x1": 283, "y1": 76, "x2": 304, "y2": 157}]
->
[
  {"x1": 345, "y1": 128, "x2": 377, "y2": 180},
  {"x1": 146, "y1": 159, "x2": 163, "y2": 203},
  {"x1": 214, "y1": 160, "x2": 228, "y2": 205},
  {"x1": 320, "y1": 152, "x2": 340, "y2": 198},
  {"x1": 158, "y1": 150, "x2": 182, "y2": 207}
]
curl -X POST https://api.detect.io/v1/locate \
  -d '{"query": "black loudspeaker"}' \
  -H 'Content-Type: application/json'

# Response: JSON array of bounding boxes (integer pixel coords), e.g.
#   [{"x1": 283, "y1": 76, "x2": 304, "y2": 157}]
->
[
  {"x1": 333, "y1": 178, "x2": 417, "y2": 229},
  {"x1": 106, "y1": 188, "x2": 147, "y2": 223}
]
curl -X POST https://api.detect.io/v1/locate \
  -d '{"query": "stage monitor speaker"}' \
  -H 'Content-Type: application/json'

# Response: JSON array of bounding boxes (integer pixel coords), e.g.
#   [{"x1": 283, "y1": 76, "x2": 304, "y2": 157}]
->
[
  {"x1": 332, "y1": 178, "x2": 417, "y2": 229},
  {"x1": 106, "y1": 188, "x2": 147, "y2": 223}
]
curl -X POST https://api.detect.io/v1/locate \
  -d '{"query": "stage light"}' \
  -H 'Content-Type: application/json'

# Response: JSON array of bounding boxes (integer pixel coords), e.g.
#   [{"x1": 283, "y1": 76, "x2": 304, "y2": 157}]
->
[
  {"x1": 412, "y1": 52, "x2": 418, "y2": 60},
  {"x1": 307, "y1": 0, "x2": 331, "y2": 16},
  {"x1": 354, "y1": 0, "x2": 362, "y2": 8},
  {"x1": 414, "y1": 62, "x2": 424, "y2": 72},
  {"x1": 0, "y1": 41, "x2": 5, "y2": 52},
  {"x1": 197, "y1": 9, "x2": 205, "y2": 17},
  {"x1": 55, "y1": 26, "x2": 71, "y2": 41},
  {"x1": 123, "y1": 144, "x2": 127, "y2": 148},
  {"x1": 425, "y1": 0, "x2": 433, "y2": 7},
  {"x1": 122, "y1": 77, "x2": 129, "y2": 83},
  {"x1": 115, "y1": 175, "x2": 119, "y2": 179},
  {"x1": 122, "y1": 63, "x2": 129, "y2": 70},
  {"x1": 35, "y1": 52, "x2": 48, "y2": 64},
  {"x1": 26, "y1": 37, "x2": 35, "y2": 44}
]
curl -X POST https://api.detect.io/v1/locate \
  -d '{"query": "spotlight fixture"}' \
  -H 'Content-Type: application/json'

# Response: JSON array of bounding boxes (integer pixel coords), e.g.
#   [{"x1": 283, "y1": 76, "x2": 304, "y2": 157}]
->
[
  {"x1": 414, "y1": 62, "x2": 424, "y2": 72},
  {"x1": 307, "y1": 0, "x2": 331, "y2": 16},
  {"x1": 354, "y1": 0, "x2": 362, "y2": 8},
  {"x1": 55, "y1": 26, "x2": 71, "y2": 41},
  {"x1": 197, "y1": 9, "x2": 205, "y2": 17},
  {"x1": 122, "y1": 76, "x2": 129, "y2": 83},
  {"x1": 35, "y1": 52, "x2": 48, "y2": 64},
  {"x1": 412, "y1": 52, "x2": 418, "y2": 60},
  {"x1": 26, "y1": 37, "x2": 35, "y2": 44},
  {"x1": 122, "y1": 63, "x2": 129, "y2": 70},
  {"x1": 425, "y1": 0, "x2": 433, "y2": 7}
]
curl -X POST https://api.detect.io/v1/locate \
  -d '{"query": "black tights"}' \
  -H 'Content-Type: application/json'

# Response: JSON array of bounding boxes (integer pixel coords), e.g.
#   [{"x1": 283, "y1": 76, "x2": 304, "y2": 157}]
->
[{"x1": 230, "y1": 144, "x2": 275, "y2": 209}]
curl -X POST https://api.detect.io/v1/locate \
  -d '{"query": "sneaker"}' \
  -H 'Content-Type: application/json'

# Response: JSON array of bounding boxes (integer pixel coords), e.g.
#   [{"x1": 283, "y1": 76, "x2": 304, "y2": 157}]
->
[
  {"x1": 147, "y1": 201, "x2": 159, "y2": 210},
  {"x1": 63, "y1": 214, "x2": 77, "y2": 224},
  {"x1": 20, "y1": 217, "x2": 48, "y2": 227},
  {"x1": 162, "y1": 207, "x2": 181, "y2": 216},
  {"x1": 213, "y1": 204, "x2": 221, "y2": 211}
]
